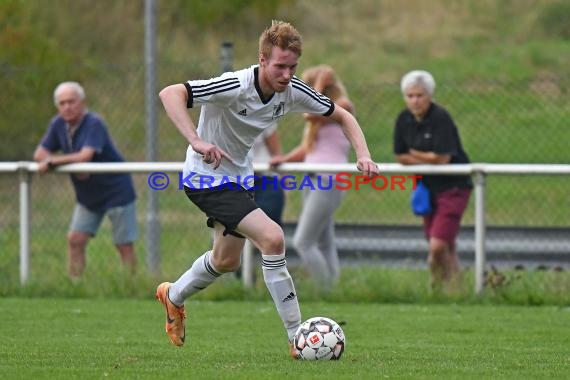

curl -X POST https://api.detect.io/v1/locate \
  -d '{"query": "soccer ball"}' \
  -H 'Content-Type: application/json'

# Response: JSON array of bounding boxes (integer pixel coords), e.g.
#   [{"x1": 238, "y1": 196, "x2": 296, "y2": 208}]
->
[{"x1": 293, "y1": 316, "x2": 345, "y2": 360}]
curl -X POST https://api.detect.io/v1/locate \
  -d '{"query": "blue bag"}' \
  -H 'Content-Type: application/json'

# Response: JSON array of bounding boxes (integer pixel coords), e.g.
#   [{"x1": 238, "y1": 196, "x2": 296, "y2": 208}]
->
[{"x1": 410, "y1": 181, "x2": 432, "y2": 216}]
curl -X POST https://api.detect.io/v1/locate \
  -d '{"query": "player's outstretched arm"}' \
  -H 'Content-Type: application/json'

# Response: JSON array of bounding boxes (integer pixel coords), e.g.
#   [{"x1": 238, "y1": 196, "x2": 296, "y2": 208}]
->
[
  {"x1": 159, "y1": 84, "x2": 200, "y2": 145},
  {"x1": 159, "y1": 84, "x2": 232, "y2": 169},
  {"x1": 329, "y1": 106, "x2": 378, "y2": 178}
]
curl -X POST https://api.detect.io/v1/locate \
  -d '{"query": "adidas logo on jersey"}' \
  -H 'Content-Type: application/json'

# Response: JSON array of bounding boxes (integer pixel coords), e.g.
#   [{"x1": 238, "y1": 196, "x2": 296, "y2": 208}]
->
[
  {"x1": 282, "y1": 292, "x2": 296, "y2": 302},
  {"x1": 238, "y1": 108, "x2": 247, "y2": 116}
]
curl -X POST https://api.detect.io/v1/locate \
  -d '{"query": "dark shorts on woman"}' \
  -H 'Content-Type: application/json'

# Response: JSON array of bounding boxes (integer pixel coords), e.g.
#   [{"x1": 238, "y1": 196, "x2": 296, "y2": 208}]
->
[
  {"x1": 423, "y1": 187, "x2": 471, "y2": 243},
  {"x1": 184, "y1": 184, "x2": 258, "y2": 238}
]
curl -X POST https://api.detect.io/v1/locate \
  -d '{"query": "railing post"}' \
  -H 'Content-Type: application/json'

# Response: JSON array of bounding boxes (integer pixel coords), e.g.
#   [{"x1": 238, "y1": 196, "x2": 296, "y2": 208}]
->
[
  {"x1": 474, "y1": 170, "x2": 486, "y2": 294},
  {"x1": 220, "y1": 41, "x2": 234, "y2": 73},
  {"x1": 18, "y1": 163, "x2": 31, "y2": 285},
  {"x1": 145, "y1": 0, "x2": 161, "y2": 275}
]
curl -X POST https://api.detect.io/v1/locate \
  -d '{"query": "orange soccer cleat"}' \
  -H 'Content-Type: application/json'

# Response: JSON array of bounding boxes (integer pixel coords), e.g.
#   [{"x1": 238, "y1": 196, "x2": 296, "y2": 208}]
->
[{"x1": 155, "y1": 282, "x2": 186, "y2": 347}]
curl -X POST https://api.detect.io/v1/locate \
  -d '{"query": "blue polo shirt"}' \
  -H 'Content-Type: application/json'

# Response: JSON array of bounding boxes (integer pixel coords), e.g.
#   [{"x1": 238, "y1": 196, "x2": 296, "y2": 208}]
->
[{"x1": 40, "y1": 112, "x2": 136, "y2": 212}]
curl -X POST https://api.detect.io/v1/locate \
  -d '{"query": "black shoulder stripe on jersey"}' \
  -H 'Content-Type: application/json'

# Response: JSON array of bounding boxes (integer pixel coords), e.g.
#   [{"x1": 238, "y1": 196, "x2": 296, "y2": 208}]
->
[
  {"x1": 192, "y1": 78, "x2": 240, "y2": 98},
  {"x1": 291, "y1": 76, "x2": 327, "y2": 95},
  {"x1": 192, "y1": 77, "x2": 239, "y2": 89},
  {"x1": 291, "y1": 77, "x2": 333, "y2": 109},
  {"x1": 193, "y1": 83, "x2": 241, "y2": 98}
]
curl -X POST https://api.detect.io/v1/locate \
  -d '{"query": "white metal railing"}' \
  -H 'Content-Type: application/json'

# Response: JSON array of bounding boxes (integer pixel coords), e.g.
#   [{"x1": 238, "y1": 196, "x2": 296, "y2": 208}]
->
[{"x1": 3, "y1": 161, "x2": 570, "y2": 293}]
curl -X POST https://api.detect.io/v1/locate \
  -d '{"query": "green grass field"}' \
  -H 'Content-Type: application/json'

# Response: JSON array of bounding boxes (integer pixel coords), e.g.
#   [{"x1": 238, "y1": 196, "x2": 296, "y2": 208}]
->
[
  {"x1": 1, "y1": 298, "x2": 568, "y2": 379},
  {"x1": 2, "y1": 3, "x2": 569, "y2": 377}
]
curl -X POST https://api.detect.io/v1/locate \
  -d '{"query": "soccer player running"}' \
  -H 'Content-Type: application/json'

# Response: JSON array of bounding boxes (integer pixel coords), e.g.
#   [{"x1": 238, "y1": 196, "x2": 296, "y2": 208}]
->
[{"x1": 156, "y1": 20, "x2": 379, "y2": 359}]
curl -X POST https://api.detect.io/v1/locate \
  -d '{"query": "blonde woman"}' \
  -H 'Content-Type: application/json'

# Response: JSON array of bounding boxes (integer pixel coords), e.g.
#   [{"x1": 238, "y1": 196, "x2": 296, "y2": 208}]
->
[{"x1": 271, "y1": 65, "x2": 353, "y2": 290}]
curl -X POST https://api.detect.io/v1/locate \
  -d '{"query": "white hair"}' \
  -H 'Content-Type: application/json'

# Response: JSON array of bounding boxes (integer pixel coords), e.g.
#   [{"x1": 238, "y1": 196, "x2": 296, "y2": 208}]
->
[
  {"x1": 400, "y1": 70, "x2": 436, "y2": 96},
  {"x1": 53, "y1": 81, "x2": 86, "y2": 106}
]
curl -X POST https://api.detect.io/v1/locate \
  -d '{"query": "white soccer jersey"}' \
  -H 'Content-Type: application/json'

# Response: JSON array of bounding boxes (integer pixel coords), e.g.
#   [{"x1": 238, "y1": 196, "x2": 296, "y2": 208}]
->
[{"x1": 181, "y1": 65, "x2": 334, "y2": 189}]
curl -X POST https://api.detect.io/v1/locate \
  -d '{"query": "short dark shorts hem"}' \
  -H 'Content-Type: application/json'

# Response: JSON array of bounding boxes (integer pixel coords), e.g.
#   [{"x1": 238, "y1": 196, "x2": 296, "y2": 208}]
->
[{"x1": 184, "y1": 185, "x2": 257, "y2": 238}]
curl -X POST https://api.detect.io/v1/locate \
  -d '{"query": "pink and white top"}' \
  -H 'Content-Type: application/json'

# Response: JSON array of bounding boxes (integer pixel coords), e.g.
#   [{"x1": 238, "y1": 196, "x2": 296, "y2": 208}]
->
[{"x1": 305, "y1": 122, "x2": 350, "y2": 164}]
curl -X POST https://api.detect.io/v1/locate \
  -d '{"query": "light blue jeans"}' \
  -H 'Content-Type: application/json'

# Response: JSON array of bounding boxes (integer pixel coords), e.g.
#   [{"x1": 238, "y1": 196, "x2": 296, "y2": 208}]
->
[{"x1": 293, "y1": 175, "x2": 344, "y2": 288}]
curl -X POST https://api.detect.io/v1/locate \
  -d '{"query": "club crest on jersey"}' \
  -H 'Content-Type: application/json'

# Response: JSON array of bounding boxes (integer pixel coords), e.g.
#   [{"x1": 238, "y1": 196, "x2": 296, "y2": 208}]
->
[{"x1": 272, "y1": 102, "x2": 285, "y2": 119}]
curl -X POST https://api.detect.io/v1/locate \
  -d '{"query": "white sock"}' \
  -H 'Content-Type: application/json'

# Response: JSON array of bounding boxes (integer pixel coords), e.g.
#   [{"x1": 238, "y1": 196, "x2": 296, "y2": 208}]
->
[
  {"x1": 169, "y1": 251, "x2": 221, "y2": 306},
  {"x1": 262, "y1": 253, "x2": 301, "y2": 341}
]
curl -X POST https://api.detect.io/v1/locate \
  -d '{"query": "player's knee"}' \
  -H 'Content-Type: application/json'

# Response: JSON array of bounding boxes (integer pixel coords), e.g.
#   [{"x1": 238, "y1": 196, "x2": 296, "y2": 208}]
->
[
  {"x1": 260, "y1": 228, "x2": 285, "y2": 254},
  {"x1": 211, "y1": 253, "x2": 241, "y2": 273}
]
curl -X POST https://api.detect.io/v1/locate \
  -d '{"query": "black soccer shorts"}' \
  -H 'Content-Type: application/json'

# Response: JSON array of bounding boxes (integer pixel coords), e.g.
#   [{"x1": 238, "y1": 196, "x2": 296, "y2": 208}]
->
[{"x1": 184, "y1": 184, "x2": 258, "y2": 238}]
